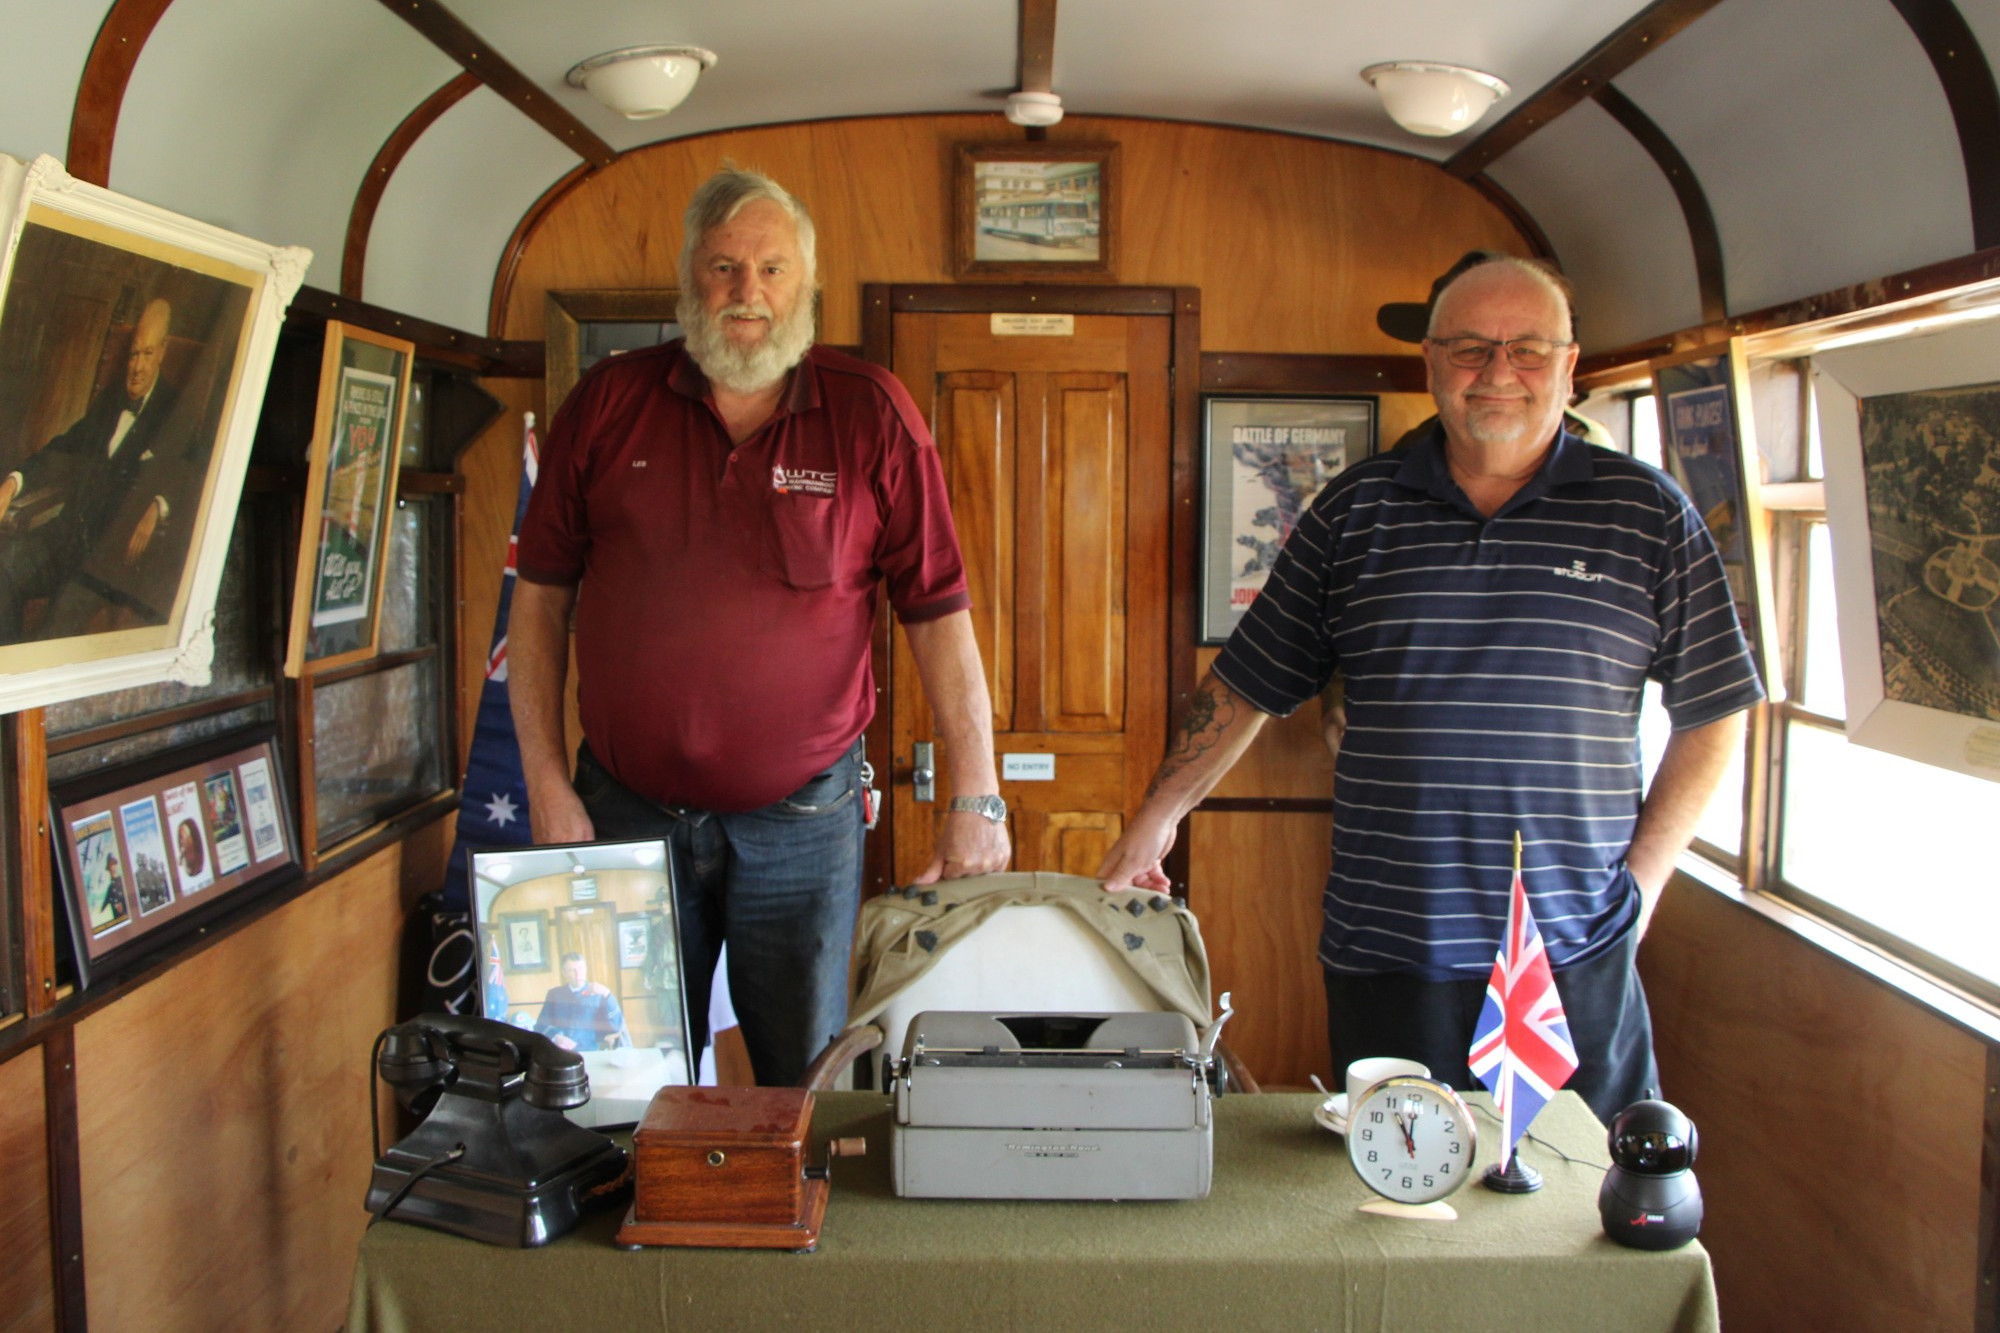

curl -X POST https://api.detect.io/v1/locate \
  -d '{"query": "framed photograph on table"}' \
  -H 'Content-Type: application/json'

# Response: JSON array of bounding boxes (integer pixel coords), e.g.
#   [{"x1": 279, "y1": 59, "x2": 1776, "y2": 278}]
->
[
  {"x1": 1816, "y1": 320, "x2": 2000, "y2": 783},
  {"x1": 285, "y1": 321, "x2": 412, "y2": 676},
  {"x1": 1200, "y1": 395, "x2": 1376, "y2": 643},
  {"x1": 953, "y1": 141, "x2": 1118, "y2": 281},
  {"x1": 1650, "y1": 339, "x2": 1780, "y2": 691},
  {"x1": 544, "y1": 288, "x2": 682, "y2": 416},
  {"x1": 0, "y1": 153, "x2": 307, "y2": 713},
  {"x1": 52, "y1": 726, "x2": 302, "y2": 988},
  {"x1": 472, "y1": 838, "x2": 694, "y2": 1126}
]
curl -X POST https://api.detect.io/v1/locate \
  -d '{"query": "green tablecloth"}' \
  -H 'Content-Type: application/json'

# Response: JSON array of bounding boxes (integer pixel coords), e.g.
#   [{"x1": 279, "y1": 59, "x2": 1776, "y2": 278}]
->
[{"x1": 348, "y1": 1090, "x2": 1717, "y2": 1332}]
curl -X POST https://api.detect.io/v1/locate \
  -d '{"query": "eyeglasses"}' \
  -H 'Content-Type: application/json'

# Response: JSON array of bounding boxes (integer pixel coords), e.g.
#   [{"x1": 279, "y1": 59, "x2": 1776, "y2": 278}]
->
[{"x1": 1427, "y1": 336, "x2": 1572, "y2": 371}]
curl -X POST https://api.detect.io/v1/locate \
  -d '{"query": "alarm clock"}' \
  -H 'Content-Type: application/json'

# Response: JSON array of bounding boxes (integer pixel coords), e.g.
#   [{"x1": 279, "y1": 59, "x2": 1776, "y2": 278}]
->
[{"x1": 1345, "y1": 1074, "x2": 1478, "y2": 1205}]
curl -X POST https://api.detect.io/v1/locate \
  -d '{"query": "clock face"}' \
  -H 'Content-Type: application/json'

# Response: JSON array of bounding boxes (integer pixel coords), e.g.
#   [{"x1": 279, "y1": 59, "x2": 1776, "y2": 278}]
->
[{"x1": 1345, "y1": 1075, "x2": 1478, "y2": 1204}]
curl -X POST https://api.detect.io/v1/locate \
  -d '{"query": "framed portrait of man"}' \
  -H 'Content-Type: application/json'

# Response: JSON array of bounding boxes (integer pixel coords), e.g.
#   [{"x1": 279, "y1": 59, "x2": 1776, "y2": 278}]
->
[{"x1": 0, "y1": 154, "x2": 307, "y2": 711}]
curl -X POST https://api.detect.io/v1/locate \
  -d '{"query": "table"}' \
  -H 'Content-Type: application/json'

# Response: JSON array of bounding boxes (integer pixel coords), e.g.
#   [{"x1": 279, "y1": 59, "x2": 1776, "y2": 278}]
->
[{"x1": 348, "y1": 1090, "x2": 1718, "y2": 1332}]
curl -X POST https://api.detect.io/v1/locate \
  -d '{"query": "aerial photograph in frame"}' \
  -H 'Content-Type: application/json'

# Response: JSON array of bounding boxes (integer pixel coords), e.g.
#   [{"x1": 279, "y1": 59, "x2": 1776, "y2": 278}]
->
[{"x1": 1856, "y1": 381, "x2": 2000, "y2": 721}]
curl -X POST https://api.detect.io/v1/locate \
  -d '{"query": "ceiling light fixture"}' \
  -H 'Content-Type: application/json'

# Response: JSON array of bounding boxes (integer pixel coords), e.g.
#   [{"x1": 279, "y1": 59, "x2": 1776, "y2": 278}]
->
[
  {"x1": 1005, "y1": 91, "x2": 1064, "y2": 128},
  {"x1": 1360, "y1": 62, "x2": 1510, "y2": 137},
  {"x1": 566, "y1": 45, "x2": 718, "y2": 121}
]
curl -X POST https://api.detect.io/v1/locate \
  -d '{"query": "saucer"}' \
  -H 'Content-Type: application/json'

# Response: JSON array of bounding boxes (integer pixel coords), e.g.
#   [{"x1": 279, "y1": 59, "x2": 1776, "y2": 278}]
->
[{"x1": 1312, "y1": 1093, "x2": 1349, "y2": 1135}]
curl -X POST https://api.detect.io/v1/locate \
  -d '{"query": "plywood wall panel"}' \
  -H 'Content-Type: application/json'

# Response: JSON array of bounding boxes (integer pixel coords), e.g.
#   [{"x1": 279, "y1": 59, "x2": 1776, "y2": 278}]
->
[
  {"x1": 1189, "y1": 811, "x2": 1332, "y2": 1088},
  {"x1": 1642, "y1": 882, "x2": 1984, "y2": 1331},
  {"x1": 0, "y1": 1047, "x2": 53, "y2": 1333},
  {"x1": 494, "y1": 115, "x2": 1527, "y2": 358},
  {"x1": 72, "y1": 833, "x2": 438, "y2": 1332}
]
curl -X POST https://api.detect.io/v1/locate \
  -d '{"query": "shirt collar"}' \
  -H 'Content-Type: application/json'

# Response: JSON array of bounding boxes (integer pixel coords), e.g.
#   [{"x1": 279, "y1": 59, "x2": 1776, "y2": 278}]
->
[
  {"x1": 1393, "y1": 416, "x2": 1593, "y2": 514},
  {"x1": 665, "y1": 340, "x2": 822, "y2": 418}
]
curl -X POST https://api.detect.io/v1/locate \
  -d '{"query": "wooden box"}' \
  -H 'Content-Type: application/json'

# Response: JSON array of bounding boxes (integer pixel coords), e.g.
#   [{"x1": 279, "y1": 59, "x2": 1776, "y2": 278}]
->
[{"x1": 617, "y1": 1085, "x2": 826, "y2": 1249}]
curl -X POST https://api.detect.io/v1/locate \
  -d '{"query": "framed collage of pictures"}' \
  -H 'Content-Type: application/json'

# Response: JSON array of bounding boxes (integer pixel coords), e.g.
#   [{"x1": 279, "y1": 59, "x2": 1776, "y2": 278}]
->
[
  {"x1": 285, "y1": 320, "x2": 413, "y2": 676},
  {"x1": 1650, "y1": 338, "x2": 1780, "y2": 692},
  {"x1": 1816, "y1": 319, "x2": 2000, "y2": 784},
  {"x1": 0, "y1": 153, "x2": 306, "y2": 713},
  {"x1": 471, "y1": 839, "x2": 694, "y2": 1127},
  {"x1": 1200, "y1": 395, "x2": 1377, "y2": 643},
  {"x1": 52, "y1": 726, "x2": 301, "y2": 987}
]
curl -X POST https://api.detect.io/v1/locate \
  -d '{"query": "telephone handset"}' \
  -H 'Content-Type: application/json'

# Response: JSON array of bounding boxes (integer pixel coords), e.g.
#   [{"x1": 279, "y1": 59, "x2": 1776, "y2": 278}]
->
[{"x1": 365, "y1": 1013, "x2": 629, "y2": 1247}]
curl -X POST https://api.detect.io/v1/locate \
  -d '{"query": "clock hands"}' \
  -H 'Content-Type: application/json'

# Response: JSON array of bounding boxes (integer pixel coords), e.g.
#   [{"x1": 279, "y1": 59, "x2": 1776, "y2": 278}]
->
[{"x1": 1395, "y1": 1103, "x2": 1418, "y2": 1158}]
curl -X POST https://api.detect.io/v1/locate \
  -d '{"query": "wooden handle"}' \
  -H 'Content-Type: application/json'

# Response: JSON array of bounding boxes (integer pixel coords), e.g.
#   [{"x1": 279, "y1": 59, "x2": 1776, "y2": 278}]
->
[{"x1": 829, "y1": 1136, "x2": 867, "y2": 1158}]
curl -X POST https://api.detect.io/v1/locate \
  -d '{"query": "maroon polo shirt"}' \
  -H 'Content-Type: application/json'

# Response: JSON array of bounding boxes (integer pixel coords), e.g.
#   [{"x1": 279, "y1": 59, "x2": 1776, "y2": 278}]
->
[{"x1": 517, "y1": 341, "x2": 969, "y2": 811}]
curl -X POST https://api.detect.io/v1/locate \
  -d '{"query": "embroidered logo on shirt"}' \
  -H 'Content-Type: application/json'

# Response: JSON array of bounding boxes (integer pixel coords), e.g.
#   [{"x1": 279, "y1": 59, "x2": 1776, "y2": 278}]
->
[
  {"x1": 632, "y1": 460, "x2": 647, "y2": 468},
  {"x1": 1552, "y1": 559, "x2": 1605, "y2": 583},
  {"x1": 772, "y1": 465, "x2": 836, "y2": 497}
]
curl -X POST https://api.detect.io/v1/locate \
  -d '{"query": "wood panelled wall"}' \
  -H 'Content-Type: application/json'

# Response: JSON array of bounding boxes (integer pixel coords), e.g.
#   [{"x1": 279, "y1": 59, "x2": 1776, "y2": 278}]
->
[
  {"x1": 1642, "y1": 879, "x2": 1986, "y2": 1330},
  {"x1": 0, "y1": 818, "x2": 450, "y2": 1332},
  {"x1": 468, "y1": 113, "x2": 1526, "y2": 1091}
]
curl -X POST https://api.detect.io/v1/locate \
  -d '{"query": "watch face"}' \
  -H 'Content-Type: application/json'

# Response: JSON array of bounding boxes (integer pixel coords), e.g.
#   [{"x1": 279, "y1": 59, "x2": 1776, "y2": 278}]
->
[{"x1": 1345, "y1": 1075, "x2": 1478, "y2": 1204}]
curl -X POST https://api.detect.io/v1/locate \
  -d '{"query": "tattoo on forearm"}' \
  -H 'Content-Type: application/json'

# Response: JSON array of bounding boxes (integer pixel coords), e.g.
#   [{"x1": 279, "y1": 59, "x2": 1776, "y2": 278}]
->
[{"x1": 1146, "y1": 679, "x2": 1236, "y2": 799}]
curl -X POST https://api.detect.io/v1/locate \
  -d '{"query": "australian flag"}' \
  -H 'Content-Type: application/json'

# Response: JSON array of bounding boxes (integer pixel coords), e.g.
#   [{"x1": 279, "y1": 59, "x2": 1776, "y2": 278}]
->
[
  {"x1": 437, "y1": 412, "x2": 540, "y2": 913},
  {"x1": 1467, "y1": 840, "x2": 1580, "y2": 1170}
]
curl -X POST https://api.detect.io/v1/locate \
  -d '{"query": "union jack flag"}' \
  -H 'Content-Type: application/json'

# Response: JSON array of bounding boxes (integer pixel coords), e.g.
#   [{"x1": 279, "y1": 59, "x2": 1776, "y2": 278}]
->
[{"x1": 1467, "y1": 839, "x2": 1579, "y2": 1170}]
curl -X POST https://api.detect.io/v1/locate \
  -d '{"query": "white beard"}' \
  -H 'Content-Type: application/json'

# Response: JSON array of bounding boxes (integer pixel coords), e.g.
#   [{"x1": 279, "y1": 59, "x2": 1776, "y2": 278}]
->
[{"x1": 680, "y1": 294, "x2": 815, "y2": 395}]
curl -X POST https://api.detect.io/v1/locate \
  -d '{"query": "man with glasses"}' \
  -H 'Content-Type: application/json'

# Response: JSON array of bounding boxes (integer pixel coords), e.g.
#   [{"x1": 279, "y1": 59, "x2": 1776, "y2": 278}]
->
[{"x1": 1101, "y1": 255, "x2": 1763, "y2": 1119}]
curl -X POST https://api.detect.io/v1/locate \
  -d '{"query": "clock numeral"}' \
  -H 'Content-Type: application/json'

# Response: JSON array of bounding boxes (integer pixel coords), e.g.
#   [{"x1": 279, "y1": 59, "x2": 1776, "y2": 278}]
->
[
  {"x1": 1365, "y1": 1150, "x2": 1378, "y2": 1162},
  {"x1": 1423, "y1": 1175, "x2": 1435, "y2": 1187},
  {"x1": 1440, "y1": 1162, "x2": 1451, "y2": 1175},
  {"x1": 1401, "y1": 1175, "x2": 1415, "y2": 1190},
  {"x1": 1449, "y1": 1140, "x2": 1462, "y2": 1154},
  {"x1": 1368, "y1": 1111, "x2": 1384, "y2": 1123}
]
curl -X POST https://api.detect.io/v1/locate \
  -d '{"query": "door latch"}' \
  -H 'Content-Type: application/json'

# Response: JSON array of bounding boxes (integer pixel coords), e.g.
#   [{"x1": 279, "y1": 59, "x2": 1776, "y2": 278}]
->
[{"x1": 912, "y1": 740, "x2": 935, "y2": 803}]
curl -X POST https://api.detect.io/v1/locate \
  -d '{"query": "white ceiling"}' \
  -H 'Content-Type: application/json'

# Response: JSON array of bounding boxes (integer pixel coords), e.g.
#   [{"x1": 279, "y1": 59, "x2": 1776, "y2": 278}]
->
[{"x1": 2, "y1": 0, "x2": 1993, "y2": 349}]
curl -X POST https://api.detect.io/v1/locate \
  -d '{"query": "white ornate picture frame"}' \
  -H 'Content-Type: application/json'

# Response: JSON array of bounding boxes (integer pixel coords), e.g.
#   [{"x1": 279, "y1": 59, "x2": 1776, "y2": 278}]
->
[
  {"x1": 0, "y1": 153, "x2": 308, "y2": 713},
  {"x1": 1816, "y1": 318, "x2": 2000, "y2": 784}
]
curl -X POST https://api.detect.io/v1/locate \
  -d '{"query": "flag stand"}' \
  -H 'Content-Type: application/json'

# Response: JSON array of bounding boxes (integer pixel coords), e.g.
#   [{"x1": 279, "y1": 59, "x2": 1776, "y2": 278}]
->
[{"x1": 1482, "y1": 1152, "x2": 1543, "y2": 1193}]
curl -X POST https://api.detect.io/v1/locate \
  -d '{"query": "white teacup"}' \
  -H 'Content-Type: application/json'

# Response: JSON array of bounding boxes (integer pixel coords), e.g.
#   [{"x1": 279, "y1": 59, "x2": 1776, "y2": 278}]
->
[{"x1": 1345, "y1": 1056, "x2": 1431, "y2": 1108}]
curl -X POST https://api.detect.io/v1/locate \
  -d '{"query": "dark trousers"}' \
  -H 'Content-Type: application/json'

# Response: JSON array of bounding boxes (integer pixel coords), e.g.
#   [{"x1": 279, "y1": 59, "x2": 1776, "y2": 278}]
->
[
  {"x1": 1323, "y1": 927, "x2": 1659, "y2": 1124},
  {"x1": 571, "y1": 742, "x2": 865, "y2": 1088}
]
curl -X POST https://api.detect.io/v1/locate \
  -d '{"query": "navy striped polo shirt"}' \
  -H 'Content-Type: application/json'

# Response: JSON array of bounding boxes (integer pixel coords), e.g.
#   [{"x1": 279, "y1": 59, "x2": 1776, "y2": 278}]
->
[{"x1": 1212, "y1": 424, "x2": 1764, "y2": 981}]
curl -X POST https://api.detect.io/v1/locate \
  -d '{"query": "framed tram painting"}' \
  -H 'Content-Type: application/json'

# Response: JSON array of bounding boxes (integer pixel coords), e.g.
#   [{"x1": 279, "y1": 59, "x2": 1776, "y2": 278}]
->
[
  {"x1": 953, "y1": 141, "x2": 1118, "y2": 281},
  {"x1": 1817, "y1": 320, "x2": 2000, "y2": 784},
  {"x1": 285, "y1": 320, "x2": 413, "y2": 676}
]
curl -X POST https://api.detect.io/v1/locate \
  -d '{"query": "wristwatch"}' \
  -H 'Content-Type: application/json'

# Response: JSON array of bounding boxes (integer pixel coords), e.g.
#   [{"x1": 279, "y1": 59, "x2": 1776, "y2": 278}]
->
[{"x1": 948, "y1": 794, "x2": 1008, "y2": 824}]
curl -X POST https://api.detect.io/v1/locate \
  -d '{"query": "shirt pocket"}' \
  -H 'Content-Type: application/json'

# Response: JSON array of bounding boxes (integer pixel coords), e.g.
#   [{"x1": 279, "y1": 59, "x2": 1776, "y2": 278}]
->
[{"x1": 762, "y1": 494, "x2": 838, "y2": 590}]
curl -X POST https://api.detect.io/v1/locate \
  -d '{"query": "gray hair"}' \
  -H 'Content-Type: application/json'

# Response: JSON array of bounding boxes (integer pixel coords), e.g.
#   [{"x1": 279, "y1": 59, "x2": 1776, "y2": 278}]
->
[
  {"x1": 1427, "y1": 254, "x2": 1575, "y2": 343},
  {"x1": 678, "y1": 167, "x2": 818, "y2": 291}
]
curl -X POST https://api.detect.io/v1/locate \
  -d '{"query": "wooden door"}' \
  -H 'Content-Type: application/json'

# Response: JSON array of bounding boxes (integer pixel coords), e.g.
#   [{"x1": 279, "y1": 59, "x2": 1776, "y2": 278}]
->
[{"x1": 887, "y1": 312, "x2": 1170, "y2": 880}]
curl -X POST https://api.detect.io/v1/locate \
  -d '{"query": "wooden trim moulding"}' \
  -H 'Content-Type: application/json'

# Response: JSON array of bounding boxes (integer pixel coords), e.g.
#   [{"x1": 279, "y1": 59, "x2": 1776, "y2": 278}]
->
[
  {"x1": 289, "y1": 287, "x2": 541, "y2": 376},
  {"x1": 1018, "y1": 0, "x2": 1058, "y2": 94},
  {"x1": 487, "y1": 159, "x2": 601, "y2": 341},
  {"x1": 1467, "y1": 172, "x2": 1558, "y2": 262},
  {"x1": 65, "y1": 0, "x2": 177, "y2": 188},
  {"x1": 1198, "y1": 797, "x2": 1335, "y2": 814},
  {"x1": 372, "y1": 0, "x2": 615, "y2": 167},
  {"x1": 1445, "y1": 0, "x2": 1730, "y2": 180},
  {"x1": 43, "y1": 1028, "x2": 83, "y2": 1331},
  {"x1": 11, "y1": 710, "x2": 55, "y2": 1018},
  {"x1": 344, "y1": 72, "x2": 482, "y2": 300},
  {"x1": 1164, "y1": 286, "x2": 1202, "y2": 900},
  {"x1": 1201, "y1": 352, "x2": 1426, "y2": 395},
  {"x1": 1574, "y1": 244, "x2": 2000, "y2": 384}
]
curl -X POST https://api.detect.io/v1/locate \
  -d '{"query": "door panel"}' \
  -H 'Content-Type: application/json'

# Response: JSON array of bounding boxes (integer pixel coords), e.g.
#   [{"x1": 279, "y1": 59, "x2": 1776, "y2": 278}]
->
[{"x1": 889, "y1": 312, "x2": 1169, "y2": 880}]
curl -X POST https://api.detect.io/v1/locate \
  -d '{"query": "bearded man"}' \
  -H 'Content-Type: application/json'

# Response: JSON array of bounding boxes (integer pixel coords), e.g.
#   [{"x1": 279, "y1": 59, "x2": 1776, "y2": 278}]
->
[{"x1": 513, "y1": 169, "x2": 1009, "y2": 1086}]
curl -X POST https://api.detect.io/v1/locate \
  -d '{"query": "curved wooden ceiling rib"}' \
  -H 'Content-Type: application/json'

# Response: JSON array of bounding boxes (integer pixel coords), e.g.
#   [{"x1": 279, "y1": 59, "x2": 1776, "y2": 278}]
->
[
  {"x1": 1887, "y1": 0, "x2": 2000, "y2": 248},
  {"x1": 1592, "y1": 84, "x2": 1726, "y2": 323},
  {"x1": 343, "y1": 71, "x2": 482, "y2": 300},
  {"x1": 66, "y1": 0, "x2": 177, "y2": 187}
]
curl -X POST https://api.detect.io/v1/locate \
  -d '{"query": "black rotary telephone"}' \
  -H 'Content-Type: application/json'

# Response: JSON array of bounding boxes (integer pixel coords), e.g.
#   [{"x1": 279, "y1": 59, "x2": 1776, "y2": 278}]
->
[{"x1": 365, "y1": 1013, "x2": 629, "y2": 1247}]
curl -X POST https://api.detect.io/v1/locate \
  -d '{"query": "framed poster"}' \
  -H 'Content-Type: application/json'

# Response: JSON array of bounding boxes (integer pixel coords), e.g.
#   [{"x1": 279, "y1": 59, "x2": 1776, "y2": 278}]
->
[
  {"x1": 285, "y1": 320, "x2": 413, "y2": 675},
  {"x1": 1200, "y1": 395, "x2": 1376, "y2": 643},
  {"x1": 544, "y1": 288, "x2": 682, "y2": 416},
  {"x1": 0, "y1": 153, "x2": 307, "y2": 712},
  {"x1": 953, "y1": 142, "x2": 1118, "y2": 281},
  {"x1": 1651, "y1": 339, "x2": 1780, "y2": 691},
  {"x1": 1817, "y1": 319, "x2": 2000, "y2": 783},
  {"x1": 52, "y1": 726, "x2": 302, "y2": 988},
  {"x1": 472, "y1": 838, "x2": 694, "y2": 1127}
]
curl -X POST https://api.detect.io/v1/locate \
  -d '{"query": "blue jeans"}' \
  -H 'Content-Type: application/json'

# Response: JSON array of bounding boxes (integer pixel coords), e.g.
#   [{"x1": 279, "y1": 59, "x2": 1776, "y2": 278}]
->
[{"x1": 572, "y1": 741, "x2": 864, "y2": 1088}]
